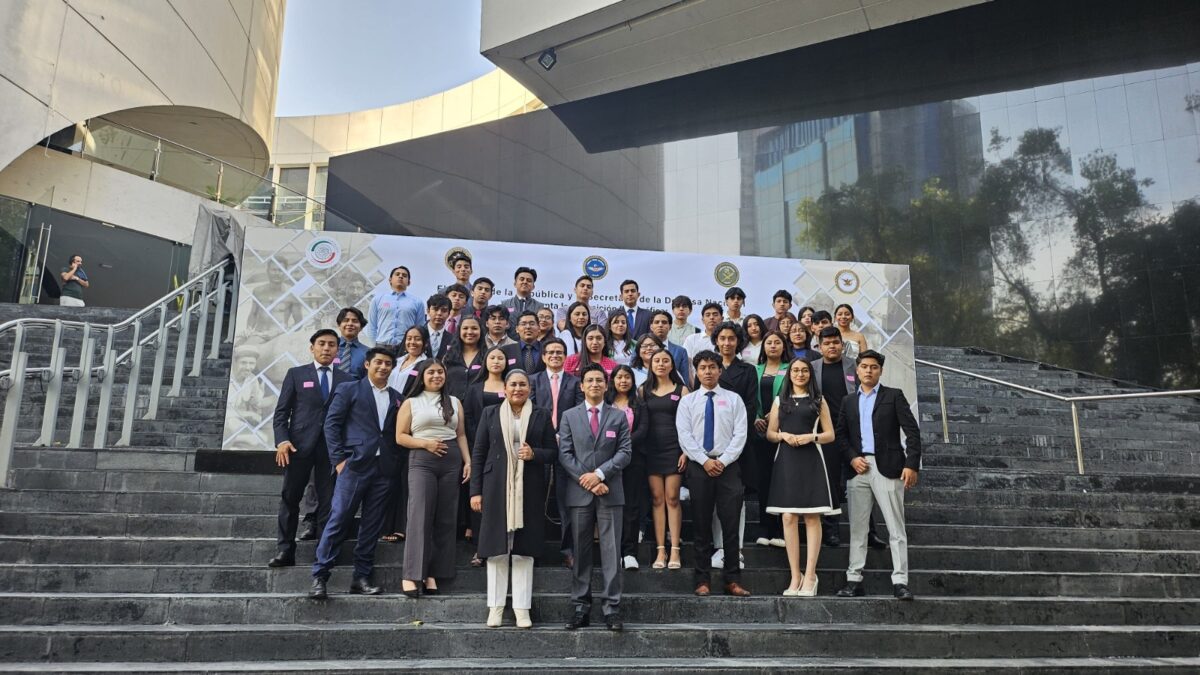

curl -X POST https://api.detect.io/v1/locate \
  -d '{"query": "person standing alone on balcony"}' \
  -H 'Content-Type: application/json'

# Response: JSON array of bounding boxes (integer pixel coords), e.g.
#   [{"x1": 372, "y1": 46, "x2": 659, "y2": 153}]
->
[{"x1": 59, "y1": 254, "x2": 88, "y2": 306}]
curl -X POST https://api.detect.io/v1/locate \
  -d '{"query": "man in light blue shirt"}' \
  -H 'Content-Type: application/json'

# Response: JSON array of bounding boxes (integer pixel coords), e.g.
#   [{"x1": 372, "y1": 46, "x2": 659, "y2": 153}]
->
[
  {"x1": 857, "y1": 385, "x2": 877, "y2": 456},
  {"x1": 365, "y1": 266, "x2": 424, "y2": 352}
]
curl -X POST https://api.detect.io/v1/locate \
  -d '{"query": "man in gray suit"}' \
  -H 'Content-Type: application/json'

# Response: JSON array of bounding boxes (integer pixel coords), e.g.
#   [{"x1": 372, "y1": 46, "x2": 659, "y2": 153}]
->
[{"x1": 558, "y1": 363, "x2": 633, "y2": 631}]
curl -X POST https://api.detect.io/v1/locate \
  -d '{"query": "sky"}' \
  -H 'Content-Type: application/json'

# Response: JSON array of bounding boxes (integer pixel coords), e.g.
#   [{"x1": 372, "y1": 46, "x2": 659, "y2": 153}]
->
[{"x1": 275, "y1": 0, "x2": 496, "y2": 117}]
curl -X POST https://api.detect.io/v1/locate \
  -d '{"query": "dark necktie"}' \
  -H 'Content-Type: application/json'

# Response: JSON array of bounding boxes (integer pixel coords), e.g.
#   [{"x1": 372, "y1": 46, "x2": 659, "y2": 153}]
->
[
  {"x1": 337, "y1": 342, "x2": 352, "y2": 374},
  {"x1": 589, "y1": 407, "x2": 600, "y2": 438},
  {"x1": 627, "y1": 308, "x2": 635, "y2": 331},
  {"x1": 703, "y1": 391, "x2": 715, "y2": 452},
  {"x1": 523, "y1": 343, "x2": 535, "y2": 371},
  {"x1": 319, "y1": 367, "x2": 330, "y2": 401}
]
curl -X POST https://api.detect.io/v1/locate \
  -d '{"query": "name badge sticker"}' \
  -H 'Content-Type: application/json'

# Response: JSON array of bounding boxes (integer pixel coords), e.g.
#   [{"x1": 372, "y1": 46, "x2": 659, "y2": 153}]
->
[
  {"x1": 605, "y1": 430, "x2": 617, "y2": 438},
  {"x1": 409, "y1": 369, "x2": 418, "y2": 376},
  {"x1": 332, "y1": 357, "x2": 342, "y2": 364},
  {"x1": 302, "y1": 381, "x2": 315, "y2": 388},
  {"x1": 846, "y1": 375, "x2": 856, "y2": 382},
  {"x1": 470, "y1": 364, "x2": 482, "y2": 370},
  {"x1": 670, "y1": 394, "x2": 680, "y2": 401},
  {"x1": 508, "y1": 358, "x2": 517, "y2": 365},
  {"x1": 498, "y1": 391, "x2": 506, "y2": 398},
  {"x1": 717, "y1": 399, "x2": 728, "y2": 408}
]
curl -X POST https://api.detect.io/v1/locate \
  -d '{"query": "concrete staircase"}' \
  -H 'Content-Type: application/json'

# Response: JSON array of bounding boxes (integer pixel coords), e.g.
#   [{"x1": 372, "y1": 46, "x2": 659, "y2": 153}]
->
[{"x1": 0, "y1": 335, "x2": 1198, "y2": 672}]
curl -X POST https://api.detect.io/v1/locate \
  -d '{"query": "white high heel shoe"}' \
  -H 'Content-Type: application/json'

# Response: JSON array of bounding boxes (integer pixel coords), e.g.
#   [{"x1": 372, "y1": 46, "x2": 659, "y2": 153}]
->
[
  {"x1": 514, "y1": 608, "x2": 532, "y2": 629},
  {"x1": 487, "y1": 606, "x2": 504, "y2": 627},
  {"x1": 797, "y1": 578, "x2": 819, "y2": 597}
]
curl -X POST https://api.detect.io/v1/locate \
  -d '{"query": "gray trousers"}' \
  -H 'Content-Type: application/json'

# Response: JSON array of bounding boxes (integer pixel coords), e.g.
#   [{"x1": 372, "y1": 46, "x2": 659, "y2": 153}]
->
[
  {"x1": 403, "y1": 449, "x2": 461, "y2": 581},
  {"x1": 845, "y1": 455, "x2": 909, "y2": 585},
  {"x1": 570, "y1": 502, "x2": 622, "y2": 615}
]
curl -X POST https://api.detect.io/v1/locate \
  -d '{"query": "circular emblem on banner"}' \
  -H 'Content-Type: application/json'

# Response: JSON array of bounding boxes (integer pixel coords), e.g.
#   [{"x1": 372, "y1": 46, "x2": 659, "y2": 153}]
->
[
  {"x1": 306, "y1": 237, "x2": 341, "y2": 269},
  {"x1": 444, "y1": 246, "x2": 472, "y2": 270},
  {"x1": 835, "y1": 269, "x2": 860, "y2": 294},
  {"x1": 582, "y1": 255, "x2": 609, "y2": 280},
  {"x1": 713, "y1": 262, "x2": 740, "y2": 288}
]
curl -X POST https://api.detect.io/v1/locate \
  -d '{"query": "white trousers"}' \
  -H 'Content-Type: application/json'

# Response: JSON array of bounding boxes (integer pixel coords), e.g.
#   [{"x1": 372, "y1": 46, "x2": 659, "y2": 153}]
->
[
  {"x1": 845, "y1": 455, "x2": 909, "y2": 584},
  {"x1": 486, "y1": 554, "x2": 533, "y2": 610},
  {"x1": 59, "y1": 296, "x2": 85, "y2": 307},
  {"x1": 712, "y1": 503, "x2": 746, "y2": 551}
]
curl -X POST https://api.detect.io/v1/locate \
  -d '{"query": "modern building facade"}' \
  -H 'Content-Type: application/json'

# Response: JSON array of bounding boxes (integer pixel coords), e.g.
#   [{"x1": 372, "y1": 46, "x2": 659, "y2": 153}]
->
[{"x1": 327, "y1": 0, "x2": 1200, "y2": 388}]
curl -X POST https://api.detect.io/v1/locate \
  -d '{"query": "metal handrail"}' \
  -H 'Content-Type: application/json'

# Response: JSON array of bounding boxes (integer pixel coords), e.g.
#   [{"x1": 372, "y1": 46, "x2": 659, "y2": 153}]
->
[
  {"x1": 917, "y1": 357, "x2": 1200, "y2": 475},
  {"x1": 0, "y1": 260, "x2": 237, "y2": 483}
]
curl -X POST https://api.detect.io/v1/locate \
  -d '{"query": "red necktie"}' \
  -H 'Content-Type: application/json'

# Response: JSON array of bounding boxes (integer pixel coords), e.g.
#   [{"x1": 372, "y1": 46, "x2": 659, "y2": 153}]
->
[
  {"x1": 550, "y1": 373, "x2": 560, "y2": 429},
  {"x1": 589, "y1": 407, "x2": 599, "y2": 437}
]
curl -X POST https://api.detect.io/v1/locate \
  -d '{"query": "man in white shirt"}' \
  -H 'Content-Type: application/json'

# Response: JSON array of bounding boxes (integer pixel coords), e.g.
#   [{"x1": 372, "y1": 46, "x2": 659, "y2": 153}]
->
[
  {"x1": 724, "y1": 287, "x2": 746, "y2": 325},
  {"x1": 683, "y1": 302, "x2": 725, "y2": 364},
  {"x1": 675, "y1": 350, "x2": 752, "y2": 598}
]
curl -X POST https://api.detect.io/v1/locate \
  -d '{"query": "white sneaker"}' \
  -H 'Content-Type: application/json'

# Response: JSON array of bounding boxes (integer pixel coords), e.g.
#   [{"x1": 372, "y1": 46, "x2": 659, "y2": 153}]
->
[
  {"x1": 623, "y1": 555, "x2": 639, "y2": 570},
  {"x1": 680, "y1": 486, "x2": 690, "y2": 501},
  {"x1": 755, "y1": 537, "x2": 771, "y2": 547},
  {"x1": 768, "y1": 538, "x2": 786, "y2": 548},
  {"x1": 711, "y1": 549, "x2": 725, "y2": 569}
]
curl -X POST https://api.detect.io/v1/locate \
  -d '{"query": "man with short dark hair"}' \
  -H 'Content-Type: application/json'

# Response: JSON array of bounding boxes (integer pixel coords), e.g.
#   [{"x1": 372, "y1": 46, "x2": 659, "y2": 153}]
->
[
  {"x1": 557, "y1": 275, "x2": 609, "y2": 330},
  {"x1": 668, "y1": 295, "x2": 699, "y2": 347},
  {"x1": 462, "y1": 277, "x2": 495, "y2": 322},
  {"x1": 449, "y1": 253, "x2": 473, "y2": 287},
  {"x1": 811, "y1": 310, "x2": 834, "y2": 337},
  {"x1": 531, "y1": 338, "x2": 583, "y2": 566},
  {"x1": 683, "y1": 302, "x2": 724, "y2": 362},
  {"x1": 443, "y1": 283, "x2": 469, "y2": 334},
  {"x1": 676, "y1": 350, "x2": 751, "y2": 598},
  {"x1": 764, "y1": 290, "x2": 796, "y2": 333},
  {"x1": 723, "y1": 287, "x2": 746, "y2": 325},
  {"x1": 59, "y1": 254, "x2": 89, "y2": 307},
  {"x1": 836, "y1": 350, "x2": 921, "y2": 601},
  {"x1": 483, "y1": 304, "x2": 516, "y2": 349},
  {"x1": 709, "y1": 321, "x2": 757, "y2": 569},
  {"x1": 618, "y1": 279, "x2": 652, "y2": 338},
  {"x1": 505, "y1": 310, "x2": 545, "y2": 374},
  {"x1": 366, "y1": 266, "x2": 424, "y2": 352},
  {"x1": 310, "y1": 347, "x2": 403, "y2": 599},
  {"x1": 335, "y1": 307, "x2": 368, "y2": 380},
  {"x1": 269, "y1": 329, "x2": 352, "y2": 568},
  {"x1": 501, "y1": 267, "x2": 544, "y2": 317},
  {"x1": 419, "y1": 294, "x2": 454, "y2": 359}
]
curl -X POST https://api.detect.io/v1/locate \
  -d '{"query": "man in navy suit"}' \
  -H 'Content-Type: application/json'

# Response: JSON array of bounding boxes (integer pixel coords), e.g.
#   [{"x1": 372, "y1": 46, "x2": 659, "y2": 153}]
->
[
  {"x1": 618, "y1": 279, "x2": 652, "y2": 339},
  {"x1": 269, "y1": 329, "x2": 352, "y2": 567},
  {"x1": 559, "y1": 363, "x2": 633, "y2": 631},
  {"x1": 418, "y1": 293, "x2": 455, "y2": 360},
  {"x1": 309, "y1": 347, "x2": 403, "y2": 599},
  {"x1": 531, "y1": 338, "x2": 583, "y2": 565}
]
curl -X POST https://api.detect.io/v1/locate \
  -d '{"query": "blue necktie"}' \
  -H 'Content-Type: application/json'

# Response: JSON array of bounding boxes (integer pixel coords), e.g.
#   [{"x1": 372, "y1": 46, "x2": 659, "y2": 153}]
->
[
  {"x1": 337, "y1": 341, "x2": 352, "y2": 374},
  {"x1": 703, "y1": 391, "x2": 715, "y2": 452},
  {"x1": 627, "y1": 308, "x2": 635, "y2": 331},
  {"x1": 319, "y1": 367, "x2": 330, "y2": 401}
]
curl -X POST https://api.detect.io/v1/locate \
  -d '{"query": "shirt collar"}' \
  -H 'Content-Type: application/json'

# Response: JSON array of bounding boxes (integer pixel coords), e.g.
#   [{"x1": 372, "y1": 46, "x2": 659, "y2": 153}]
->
[
  {"x1": 859, "y1": 385, "x2": 877, "y2": 397},
  {"x1": 339, "y1": 336, "x2": 360, "y2": 346},
  {"x1": 313, "y1": 361, "x2": 331, "y2": 371}
]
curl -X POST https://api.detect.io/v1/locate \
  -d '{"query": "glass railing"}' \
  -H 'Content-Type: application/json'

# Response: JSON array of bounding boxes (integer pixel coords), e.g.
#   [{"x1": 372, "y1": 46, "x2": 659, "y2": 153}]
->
[{"x1": 56, "y1": 118, "x2": 363, "y2": 232}]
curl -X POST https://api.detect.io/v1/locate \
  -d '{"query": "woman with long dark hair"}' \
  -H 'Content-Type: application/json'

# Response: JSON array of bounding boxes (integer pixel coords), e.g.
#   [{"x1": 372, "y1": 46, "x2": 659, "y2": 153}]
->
[
  {"x1": 387, "y1": 326, "x2": 428, "y2": 396},
  {"x1": 834, "y1": 303, "x2": 868, "y2": 360},
  {"x1": 629, "y1": 334, "x2": 662, "y2": 387},
  {"x1": 752, "y1": 330, "x2": 791, "y2": 547},
  {"x1": 395, "y1": 359, "x2": 471, "y2": 597},
  {"x1": 765, "y1": 358, "x2": 836, "y2": 597},
  {"x1": 470, "y1": 369, "x2": 557, "y2": 628},
  {"x1": 640, "y1": 348, "x2": 688, "y2": 570},
  {"x1": 557, "y1": 302, "x2": 591, "y2": 356},
  {"x1": 740, "y1": 314, "x2": 766, "y2": 363},
  {"x1": 445, "y1": 316, "x2": 484, "y2": 543},
  {"x1": 606, "y1": 364, "x2": 650, "y2": 569},
  {"x1": 606, "y1": 312, "x2": 635, "y2": 365},
  {"x1": 462, "y1": 346, "x2": 511, "y2": 566},
  {"x1": 563, "y1": 324, "x2": 617, "y2": 376}
]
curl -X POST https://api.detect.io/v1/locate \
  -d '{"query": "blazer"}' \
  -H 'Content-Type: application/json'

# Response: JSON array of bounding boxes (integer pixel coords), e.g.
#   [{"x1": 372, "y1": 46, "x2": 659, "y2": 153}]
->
[
  {"x1": 417, "y1": 325, "x2": 456, "y2": 360},
  {"x1": 836, "y1": 384, "x2": 922, "y2": 480},
  {"x1": 531, "y1": 369, "x2": 582, "y2": 428},
  {"x1": 323, "y1": 378, "x2": 404, "y2": 475},
  {"x1": 810, "y1": 357, "x2": 857, "y2": 397},
  {"x1": 272, "y1": 364, "x2": 351, "y2": 460},
  {"x1": 617, "y1": 306, "x2": 652, "y2": 340},
  {"x1": 501, "y1": 341, "x2": 547, "y2": 375},
  {"x1": 718, "y1": 359, "x2": 759, "y2": 439},
  {"x1": 469, "y1": 404, "x2": 557, "y2": 558},
  {"x1": 443, "y1": 347, "x2": 484, "y2": 400},
  {"x1": 753, "y1": 363, "x2": 788, "y2": 418},
  {"x1": 664, "y1": 341, "x2": 691, "y2": 384},
  {"x1": 500, "y1": 295, "x2": 545, "y2": 316},
  {"x1": 558, "y1": 403, "x2": 633, "y2": 508}
]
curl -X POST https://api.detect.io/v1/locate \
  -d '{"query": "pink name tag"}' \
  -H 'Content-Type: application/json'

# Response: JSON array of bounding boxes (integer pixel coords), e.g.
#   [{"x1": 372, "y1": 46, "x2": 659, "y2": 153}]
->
[
  {"x1": 605, "y1": 430, "x2": 617, "y2": 438},
  {"x1": 507, "y1": 307, "x2": 514, "y2": 312},
  {"x1": 332, "y1": 357, "x2": 342, "y2": 364},
  {"x1": 508, "y1": 358, "x2": 517, "y2": 365},
  {"x1": 846, "y1": 375, "x2": 856, "y2": 382},
  {"x1": 302, "y1": 381, "x2": 315, "y2": 388},
  {"x1": 498, "y1": 392, "x2": 506, "y2": 398},
  {"x1": 409, "y1": 369, "x2": 418, "y2": 376},
  {"x1": 470, "y1": 364, "x2": 481, "y2": 370},
  {"x1": 717, "y1": 400, "x2": 729, "y2": 408},
  {"x1": 670, "y1": 394, "x2": 680, "y2": 401}
]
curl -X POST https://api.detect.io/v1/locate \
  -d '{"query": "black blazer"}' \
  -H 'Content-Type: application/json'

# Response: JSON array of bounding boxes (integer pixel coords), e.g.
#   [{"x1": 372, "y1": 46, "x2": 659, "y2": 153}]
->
[
  {"x1": 616, "y1": 306, "x2": 652, "y2": 340},
  {"x1": 469, "y1": 404, "x2": 557, "y2": 558},
  {"x1": 500, "y1": 341, "x2": 547, "y2": 375},
  {"x1": 530, "y1": 369, "x2": 582, "y2": 428},
  {"x1": 719, "y1": 359, "x2": 759, "y2": 440},
  {"x1": 271, "y1": 364, "x2": 351, "y2": 459},
  {"x1": 323, "y1": 378, "x2": 404, "y2": 476},
  {"x1": 418, "y1": 325, "x2": 456, "y2": 360},
  {"x1": 443, "y1": 347, "x2": 484, "y2": 400},
  {"x1": 836, "y1": 384, "x2": 922, "y2": 480}
]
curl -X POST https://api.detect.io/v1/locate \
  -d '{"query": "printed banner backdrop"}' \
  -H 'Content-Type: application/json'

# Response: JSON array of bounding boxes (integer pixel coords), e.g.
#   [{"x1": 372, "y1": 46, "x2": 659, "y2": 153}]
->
[{"x1": 223, "y1": 225, "x2": 915, "y2": 450}]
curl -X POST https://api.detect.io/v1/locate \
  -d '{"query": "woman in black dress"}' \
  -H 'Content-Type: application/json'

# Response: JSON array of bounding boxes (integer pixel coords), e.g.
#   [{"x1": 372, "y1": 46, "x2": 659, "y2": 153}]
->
[
  {"x1": 462, "y1": 346, "x2": 511, "y2": 566},
  {"x1": 765, "y1": 358, "x2": 836, "y2": 597},
  {"x1": 606, "y1": 365, "x2": 649, "y2": 568},
  {"x1": 752, "y1": 330, "x2": 790, "y2": 548},
  {"x1": 445, "y1": 316, "x2": 484, "y2": 542},
  {"x1": 640, "y1": 348, "x2": 689, "y2": 570}
]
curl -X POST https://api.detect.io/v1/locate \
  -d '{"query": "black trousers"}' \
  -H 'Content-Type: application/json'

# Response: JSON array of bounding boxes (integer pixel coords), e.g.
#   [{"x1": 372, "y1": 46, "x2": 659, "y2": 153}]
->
[
  {"x1": 276, "y1": 453, "x2": 335, "y2": 556},
  {"x1": 687, "y1": 460, "x2": 743, "y2": 583},
  {"x1": 380, "y1": 449, "x2": 410, "y2": 536},
  {"x1": 754, "y1": 437, "x2": 781, "y2": 539},
  {"x1": 620, "y1": 455, "x2": 647, "y2": 557}
]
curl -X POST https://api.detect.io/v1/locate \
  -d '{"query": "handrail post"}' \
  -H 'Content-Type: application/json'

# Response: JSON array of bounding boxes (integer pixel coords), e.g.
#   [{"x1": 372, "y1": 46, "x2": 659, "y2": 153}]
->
[
  {"x1": 117, "y1": 322, "x2": 142, "y2": 446},
  {"x1": 145, "y1": 304, "x2": 169, "y2": 420},
  {"x1": 150, "y1": 137, "x2": 162, "y2": 181},
  {"x1": 190, "y1": 275, "x2": 211, "y2": 377},
  {"x1": 1071, "y1": 402, "x2": 1085, "y2": 475},
  {"x1": 0, "y1": 324, "x2": 28, "y2": 484},
  {"x1": 68, "y1": 324, "x2": 95, "y2": 448},
  {"x1": 36, "y1": 320, "x2": 65, "y2": 446},
  {"x1": 210, "y1": 266, "x2": 226, "y2": 359},
  {"x1": 169, "y1": 288, "x2": 193, "y2": 396},
  {"x1": 225, "y1": 270, "x2": 239, "y2": 343},
  {"x1": 92, "y1": 325, "x2": 116, "y2": 448},
  {"x1": 937, "y1": 371, "x2": 949, "y2": 444},
  {"x1": 215, "y1": 163, "x2": 224, "y2": 203}
]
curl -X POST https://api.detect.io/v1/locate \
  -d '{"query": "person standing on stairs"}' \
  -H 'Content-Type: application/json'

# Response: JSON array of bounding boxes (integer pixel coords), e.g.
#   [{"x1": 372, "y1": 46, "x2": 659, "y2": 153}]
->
[
  {"x1": 269, "y1": 329, "x2": 352, "y2": 568},
  {"x1": 835, "y1": 350, "x2": 921, "y2": 601}
]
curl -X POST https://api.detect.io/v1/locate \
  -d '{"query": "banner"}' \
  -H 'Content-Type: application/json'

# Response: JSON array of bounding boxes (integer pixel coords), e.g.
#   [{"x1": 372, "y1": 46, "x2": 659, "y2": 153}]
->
[{"x1": 223, "y1": 226, "x2": 915, "y2": 450}]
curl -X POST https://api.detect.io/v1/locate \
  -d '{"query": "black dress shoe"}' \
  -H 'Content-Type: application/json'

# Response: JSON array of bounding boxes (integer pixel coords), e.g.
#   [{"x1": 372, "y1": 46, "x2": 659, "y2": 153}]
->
[
  {"x1": 893, "y1": 584, "x2": 914, "y2": 601},
  {"x1": 565, "y1": 609, "x2": 590, "y2": 630},
  {"x1": 836, "y1": 581, "x2": 865, "y2": 598},
  {"x1": 400, "y1": 583, "x2": 421, "y2": 598},
  {"x1": 822, "y1": 532, "x2": 841, "y2": 547},
  {"x1": 268, "y1": 554, "x2": 295, "y2": 568},
  {"x1": 350, "y1": 577, "x2": 382, "y2": 595},
  {"x1": 868, "y1": 531, "x2": 887, "y2": 549},
  {"x1": 298, "y1": 523, "x2": 318, "y2": 541},
  {"x1": 605, "y1": 612, "x2": 624, "y2": 631},
  {"x1": 309, "y1": 577, "x2": 328, "y2": 600}
]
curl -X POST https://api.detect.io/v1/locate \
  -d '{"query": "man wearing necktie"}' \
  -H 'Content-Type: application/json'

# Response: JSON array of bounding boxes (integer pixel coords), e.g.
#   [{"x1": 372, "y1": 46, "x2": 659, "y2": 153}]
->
[
  {"x1": 531, "y1": 339, "x2": 583, "y2": 565},
  {"x1": 419, "y1": 294, "x2": 455, "y2": 360},
  {"x1": 335, "y1": 307, "x2": 368, "y2": 380},
  {"x1": 502, "y1": 311, "x2": 546, "y2": 376},
  {"x1": 500, "y1": 267, "x2": 545, "y2": 337},
  {"x1": 269, "y1": 329, "x2": 352, "y2": 567},
  {"x1": 675, "y1": 350, "x2": 752, "y2": 598},
  {"x1": 618, "y1": 280, "x2": 652, "y2": 339}
]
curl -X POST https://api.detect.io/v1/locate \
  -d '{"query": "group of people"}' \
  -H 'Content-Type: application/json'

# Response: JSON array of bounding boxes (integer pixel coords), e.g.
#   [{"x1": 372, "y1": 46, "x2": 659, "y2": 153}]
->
[{"x1": 268, "y1": 252, "x2": 922, "y2": 630}]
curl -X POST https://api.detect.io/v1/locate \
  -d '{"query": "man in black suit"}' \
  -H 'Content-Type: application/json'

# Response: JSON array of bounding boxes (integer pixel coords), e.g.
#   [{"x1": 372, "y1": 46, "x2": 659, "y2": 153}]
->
[
  {"x1": 531, "y1": 338, "x2": 583, "y2": 564},
  {"x1": 835, "y1": 350, "x2": 921, "y2": 601},
  {"x1": 269, "y1": 329, "x2": 352, "y2": 567},
  {"x1": 419, "y1": 293, "x2": 455, "y2": 360},
  {"x1": 309, "y1": 347, "x2": 403, "y2": 599},
  {"x1": 617, "y1": 279, "x2": 652, "y2": 339},
  {"x1": 503, "y1": 311, "x2": 546, "y2": 375}
]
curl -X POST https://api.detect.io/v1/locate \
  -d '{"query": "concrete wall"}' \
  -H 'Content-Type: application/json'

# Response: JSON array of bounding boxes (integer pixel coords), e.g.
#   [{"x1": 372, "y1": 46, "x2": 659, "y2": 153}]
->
[{"x1": 0, "y1": 0, "x2": 286, "y2": 173}]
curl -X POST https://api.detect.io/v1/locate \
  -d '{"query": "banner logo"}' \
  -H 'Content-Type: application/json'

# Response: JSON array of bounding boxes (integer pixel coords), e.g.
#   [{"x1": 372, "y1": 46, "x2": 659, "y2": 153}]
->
[
  {"x1": 713, "y1": 262, "x2": 740, "y2": 287},
  {"x1": 444, "y1": 246, "x2": 472, "y2": 270},
  {"x1": 583, "y1": 255, "x2": 609, "y2": 280},
  {"x1": 835, "y1": 269, "x2": 860, "y2": 293},
  {"x1": 306, "y1": 238, "x2": 341, "y2": 269}
]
